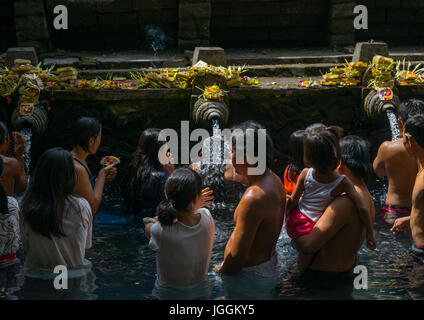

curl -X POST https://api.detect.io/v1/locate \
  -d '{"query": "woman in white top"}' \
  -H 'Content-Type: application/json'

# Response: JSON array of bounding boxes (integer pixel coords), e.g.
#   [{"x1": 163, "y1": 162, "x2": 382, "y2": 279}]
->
[
  {"x1": 144, "y1": 168, "x2": 215, "y2": 299},
  {"x1": 20, "y1": 148, "x2": 93, "y2": 278}
]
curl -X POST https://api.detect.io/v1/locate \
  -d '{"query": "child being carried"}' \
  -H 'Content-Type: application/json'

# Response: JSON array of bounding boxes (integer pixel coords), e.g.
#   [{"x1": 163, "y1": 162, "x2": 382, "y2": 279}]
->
[{"x1": 286, "y1": 126, "x2": 376, "y2": 276}]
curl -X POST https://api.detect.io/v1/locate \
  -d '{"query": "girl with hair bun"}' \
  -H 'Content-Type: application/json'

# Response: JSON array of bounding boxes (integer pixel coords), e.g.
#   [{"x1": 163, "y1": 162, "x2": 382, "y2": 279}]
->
[{"x1": 144, "y1": 168, "x2": 215, "y2": 299}]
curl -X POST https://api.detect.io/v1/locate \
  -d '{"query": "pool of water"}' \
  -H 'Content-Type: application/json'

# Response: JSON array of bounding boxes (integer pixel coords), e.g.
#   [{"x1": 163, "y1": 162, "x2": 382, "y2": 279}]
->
[{"x1": 1, "y1": 178, "x2": 424, "y2": 300}]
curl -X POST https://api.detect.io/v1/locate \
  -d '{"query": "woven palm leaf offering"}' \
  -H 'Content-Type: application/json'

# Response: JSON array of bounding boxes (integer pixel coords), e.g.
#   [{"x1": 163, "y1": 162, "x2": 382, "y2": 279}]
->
[
  {"x1": 0, "y1": 67, "x2": 19, "y2": 97},
  {"x1": 12, "y1": 59, "x2": 34, "y2": 73},
  {"x1": 197, "y1": 85, "x2": 228, "y2": 102},
  {"x1": 100, "y1": 156, "x2": 120, "y2": 167},
  {"x1": 322, "y1": 66, "x2": 345, "y2": 86},
  {"x1": 367, "y1": 55, "x2": 395, "y2": 89},
  {"x1": 395, "y1": 59, "x2": 424, "y2": 86},
  {"x1": 340, "y1": 61, "x2": 368, "y2": 86},
  {"x1": 56, "y1": 67, "x2": 78, "y2": 82},
  {"x1": 17, "y1": 73, "x2": 43, "y2": 116}
]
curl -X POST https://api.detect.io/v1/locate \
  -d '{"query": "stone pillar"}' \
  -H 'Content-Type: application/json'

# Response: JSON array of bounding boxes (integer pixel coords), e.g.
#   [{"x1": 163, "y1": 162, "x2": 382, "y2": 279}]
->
[
  {"x1": 14, "y1": 0, "x2": 51, "y2": 52},
  {"x1": 329, "y1": 0, "x2": 356, "y2": 48},
  {"x1": 178, "y1": 0, "x2": 211, "y2": 50}
]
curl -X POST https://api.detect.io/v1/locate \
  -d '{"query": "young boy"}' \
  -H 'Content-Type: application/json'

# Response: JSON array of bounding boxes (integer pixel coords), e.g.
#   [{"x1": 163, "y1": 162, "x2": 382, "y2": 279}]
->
[
  {"x1": 373, "y1": 99, "x2": 424, "y2": 224},
  {"x1": 391, "y1": 115, "x2": 424, "y2": 256}
]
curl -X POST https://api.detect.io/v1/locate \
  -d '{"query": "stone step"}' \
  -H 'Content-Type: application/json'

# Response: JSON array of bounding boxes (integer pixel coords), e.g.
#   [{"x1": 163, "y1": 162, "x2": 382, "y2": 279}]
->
[
  {"x1": 61, "y1": 63, "x2": 342, "y2": 79},
  {"x1": 40, "y1": 51, "x2": 424, "y2": 70}
]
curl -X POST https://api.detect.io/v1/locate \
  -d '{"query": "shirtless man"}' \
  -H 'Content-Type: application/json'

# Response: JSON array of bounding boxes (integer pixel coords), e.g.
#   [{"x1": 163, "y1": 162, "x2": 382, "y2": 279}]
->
[
  {"x1": 391, "y1": 116, "x2": 424, "y2": 256},
  {"x1": 0, "y1": 121, "x2": 27, "y2": 196},
  {"x1": 215, "y1": 121, "x2": 285, "y2": 288},
  {"x1": 291, "y1": 136, "x2": 375, "y2": 294},
  {"x1": 373, "y1": 99, "x2": 424, "y2": 224}
]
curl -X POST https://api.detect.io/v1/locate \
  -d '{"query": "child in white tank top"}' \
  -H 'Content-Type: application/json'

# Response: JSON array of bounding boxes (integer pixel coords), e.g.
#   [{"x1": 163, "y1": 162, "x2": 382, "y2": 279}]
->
[{"x1": 285, "y1": 126, "x2": 376, "y2": 276}]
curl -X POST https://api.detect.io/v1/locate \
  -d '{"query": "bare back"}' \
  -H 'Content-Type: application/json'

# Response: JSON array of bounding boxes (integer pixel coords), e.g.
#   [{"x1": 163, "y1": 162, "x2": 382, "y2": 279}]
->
[
  {"x1": 374, "y1": 140, "x2": 418, "y2": 207},
  {"x1": 224, "y1": 170, "x2": 285, "y2": 268},
  {"x1": 310, "y1": 184, "x2": 375, "y2": 272},
  {"x1": 0, "y1": 155, "x2": 26, "y2": 196}
]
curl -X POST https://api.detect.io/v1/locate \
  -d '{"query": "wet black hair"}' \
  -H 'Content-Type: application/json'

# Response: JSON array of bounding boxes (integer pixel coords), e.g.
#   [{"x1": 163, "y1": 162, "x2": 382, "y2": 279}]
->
[
  {"x1": 305, "y1": 123, "x2": 327, "y2": 133},
  {"x1": 231, "y1": 121, "x2": 274, "y2": 170},
  {"x1": 340, "y1": 135, "x2": 372, "y2": 181},
  {"x1": 121, "y1": 128, "x2": 167, "y2": 209},
  {"x1": 304, "y1": 126, "x2": 343, "y2": 174},
  {"x1": 287, "y1": 130, "x2": 307, "y2": 182},
  {"x1": 0, "y1": 157, "x2": 8, "y2": 215},
  {"x1": 156, "y1": 168, "x2": 203, "y2": 226},
  {"x1": 72, "y1": 117, "x2": 102, "y2": 152},
  {"x1": 405, "y1": 115, "x2": 424, "y2": 148},
  {"x1": 0, "y1": 121, "x2": 8, "y2": 142},
  {"x1": 22, "y1": 148, "x2": 77, "y2": 239},
  {"x1": 398, "y1": 99, "x2": 424, "y2": 123}
]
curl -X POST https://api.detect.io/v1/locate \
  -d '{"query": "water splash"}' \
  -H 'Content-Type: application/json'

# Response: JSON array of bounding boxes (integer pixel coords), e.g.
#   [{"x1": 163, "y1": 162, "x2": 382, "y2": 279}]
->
[
  {"x1": 386, "y1": 109, "x2": 400, "y2": 141},
  {"x1": 198, "y1": 120, "x2": 244, "y2": 215},
  {"x1": 15, "y1": 127, "x2": 32, "y2": 203}
]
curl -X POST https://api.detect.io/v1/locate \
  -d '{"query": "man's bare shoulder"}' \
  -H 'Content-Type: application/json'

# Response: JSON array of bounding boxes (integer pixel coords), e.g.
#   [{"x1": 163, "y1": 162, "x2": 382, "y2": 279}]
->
[
  {"x1": 328, "y1": 194, "x2": 357, "y2": 216},
  {"x1": 380, "y1": 139, "x2": 407, "y2": 156}
]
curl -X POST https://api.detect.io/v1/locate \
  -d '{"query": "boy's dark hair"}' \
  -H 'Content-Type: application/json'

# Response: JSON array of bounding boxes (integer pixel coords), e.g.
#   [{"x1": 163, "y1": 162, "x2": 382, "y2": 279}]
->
[
  {"x1": 304, "y1": 126, "x2": 343, "y2": 173},
  {"x1": 287, "y1": 130, "x2": 307, "y2": 181},
  {"x1": 156, "y1": 168, "x2": 203, "y2": 226},
  {"x1": 231, "y1": 121, "x2": 273, "y2": 170},
  {"x1": 398, "y1": 99, "x2": 424, "y2": 123},
  {"x1": 405, "y1": 115, "x2": 424, "y2": 148},
  {"x1": 305, "y1": 122, "x2": 327, "y2": 133},
  {"x1": 340, "y1": 135, "x2": 372, "y2": 181},
  {"x1": 72, "y1": 117, "x2": 101, "y2": 152}
]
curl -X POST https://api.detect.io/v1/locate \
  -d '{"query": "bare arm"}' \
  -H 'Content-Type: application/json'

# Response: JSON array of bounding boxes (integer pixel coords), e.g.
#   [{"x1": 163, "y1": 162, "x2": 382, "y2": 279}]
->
[
  {"x1": 144, "y1": 216, "x2": 158, "y2": 240},
  {"x1": 221, "y1": 193, "x2": 262, "y2": 276},
  {"x1": 12, "y1": 157, "x2": 27, "y2": 196},
  {"x1": 287, "y1": 168, "x2": 308, "y2": 212},
  {"x1": 294, "y1": 196, "x2": 352, "y2": 254},
  {"x1": 73, "y1": 165, "x2": 105, "y2": 214},
  {"x1": 373, "y1": 143, "x2": 387, "y2": 178},
  {"x1": 338, "y1": 179, "x2": 373, "y2": 234}
]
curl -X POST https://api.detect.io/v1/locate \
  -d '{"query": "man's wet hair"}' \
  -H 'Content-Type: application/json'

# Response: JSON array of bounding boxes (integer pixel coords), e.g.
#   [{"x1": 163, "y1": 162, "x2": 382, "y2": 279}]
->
[
  {"x1": 340, "y1": 135, "x2": 372, "y2": 181},
  {"x1": 0, "y1": 121, "x2": 8, "y2": 141},
  {"x1": 72, "y1": 117, "x2": 102, "y2": 152},
  {"x1": 231, "y1": 121, "x2": 273, "y2": 170},
  {"x1": 405, "y1": 115, "x2": 424, "y2": 148},
  {"x1": 398, "y1": 99, "x2": 424, "y2": 123},
  {"x1": 304, "y1": 126, "x2": 343, "y2": 173}
]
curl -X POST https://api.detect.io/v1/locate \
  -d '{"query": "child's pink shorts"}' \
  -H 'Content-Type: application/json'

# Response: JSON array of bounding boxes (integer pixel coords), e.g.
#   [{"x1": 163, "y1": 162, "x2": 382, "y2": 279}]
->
[{"x1": 286, "y1": 206, "x2": 316, "y2": 239}]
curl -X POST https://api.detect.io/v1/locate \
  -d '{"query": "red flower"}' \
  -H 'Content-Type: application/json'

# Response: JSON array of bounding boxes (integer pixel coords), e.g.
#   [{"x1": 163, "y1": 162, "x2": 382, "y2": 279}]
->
[
  {"x1": 6, "y1": 97, "x2": 11, "y2": 104},
  {"x1": 50, "y1": 97, "x2": 55, "y2": 102}
]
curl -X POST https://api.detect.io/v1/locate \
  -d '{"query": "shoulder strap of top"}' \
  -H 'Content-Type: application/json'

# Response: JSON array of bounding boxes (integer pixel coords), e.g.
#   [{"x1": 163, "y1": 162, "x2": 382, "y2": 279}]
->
[
  {"x1": 328, "y1": 174, "x2": 346, "y2": 192},
  {"x1": 73, "y1": 157, "x2": 93, "y2": 178}
]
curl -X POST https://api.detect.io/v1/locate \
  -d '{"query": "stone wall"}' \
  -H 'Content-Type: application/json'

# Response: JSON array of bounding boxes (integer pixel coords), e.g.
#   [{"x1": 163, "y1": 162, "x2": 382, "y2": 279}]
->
[
  {"x1": 43, "y1": 0, "x2": 178, "y2": 50},
  {"x1": 11, "y1": 0, "x2": 51, "y2": 52},
  {"x1": 330, "y1": 0, "x2": 355, "y2": 47},
  {"x1": 210, "y1": 0, "x2": 331, "y2": 48},
  {"x1": 0, "y1": 0, "x2": 17, "y2": 51},
  {"x1": 355, "y1": 0, "x2": 424, "y2": 46}
]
